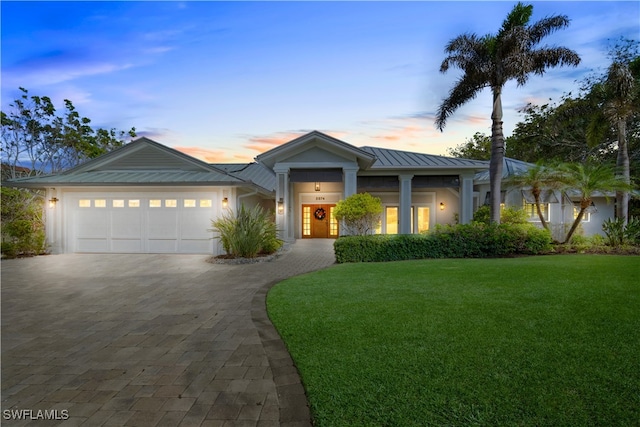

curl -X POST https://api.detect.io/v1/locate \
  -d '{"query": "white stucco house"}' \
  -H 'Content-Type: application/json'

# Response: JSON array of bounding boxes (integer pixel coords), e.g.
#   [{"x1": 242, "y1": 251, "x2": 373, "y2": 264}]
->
[{"x1": 6, "y1": 130, "x2": 618, "y2": 254}]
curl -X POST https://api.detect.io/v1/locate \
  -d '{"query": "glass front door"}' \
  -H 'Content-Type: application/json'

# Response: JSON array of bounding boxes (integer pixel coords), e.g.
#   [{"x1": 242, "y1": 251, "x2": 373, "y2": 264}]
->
[{"x1": 302, "y1": 204, "x2": 338, "y2": 238}]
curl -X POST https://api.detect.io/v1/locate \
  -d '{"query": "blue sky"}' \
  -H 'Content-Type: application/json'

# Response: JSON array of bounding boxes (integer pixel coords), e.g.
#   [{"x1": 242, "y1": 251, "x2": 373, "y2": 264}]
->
[{"x1": 2, "y1": 1, "x2": 639, "y2": 163}]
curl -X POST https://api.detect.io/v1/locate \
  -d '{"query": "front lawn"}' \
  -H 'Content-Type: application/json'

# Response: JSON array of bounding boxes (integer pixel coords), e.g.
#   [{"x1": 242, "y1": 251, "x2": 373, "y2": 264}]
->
[{"x1": 267, "y1": 255, "x2": 640, "y2": 426}]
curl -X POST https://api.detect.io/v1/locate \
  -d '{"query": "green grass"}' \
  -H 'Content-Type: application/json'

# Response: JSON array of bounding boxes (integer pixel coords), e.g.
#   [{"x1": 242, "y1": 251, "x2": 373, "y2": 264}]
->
[{"x1": 267, "y1": 255, "x2": 640, "y2": 426}]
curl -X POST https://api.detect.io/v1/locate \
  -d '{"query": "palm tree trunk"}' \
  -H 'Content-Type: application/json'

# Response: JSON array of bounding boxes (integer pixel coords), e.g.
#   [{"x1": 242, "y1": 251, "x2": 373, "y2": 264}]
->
[
  {"x1": 489, "y1": 87, "x2": 505, "y2": 224},
  {"x1": 616, "y1": 118, "x2": 629, "y2": 223},
  {"x1": 533, "y1": 189, "x2": 549, "y2": 230},
  {"x1": 564, "y1": 207, "x2": 586, "y2": 243}
]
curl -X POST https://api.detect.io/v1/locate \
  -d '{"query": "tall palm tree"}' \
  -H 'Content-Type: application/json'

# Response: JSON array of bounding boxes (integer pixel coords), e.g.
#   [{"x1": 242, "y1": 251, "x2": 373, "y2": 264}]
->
[
  {"x1": 506, "y1": 161, "x2": 562, "y2": 231},
  {"x1": 558, "y1": 162, "x2": 632, "y2": 243},
  {"x1": 436, "y1": 2, "x2": 581, "y2": 224}
]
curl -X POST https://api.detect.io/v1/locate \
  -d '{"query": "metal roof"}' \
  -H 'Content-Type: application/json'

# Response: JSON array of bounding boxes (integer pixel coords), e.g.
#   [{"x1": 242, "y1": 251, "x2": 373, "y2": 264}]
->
[
  {"x1": 359, "y1": 146, "x2": 489, "y2": 169},
  {"x1": 474, "y1": 157, "x2": 534, "y2": 182},
  {"x1": 6, "y1": 170, "x2": 245, "y2": 187},
  {"x1": 211, "y1": 163, "x2": 276, "y2": 192}
]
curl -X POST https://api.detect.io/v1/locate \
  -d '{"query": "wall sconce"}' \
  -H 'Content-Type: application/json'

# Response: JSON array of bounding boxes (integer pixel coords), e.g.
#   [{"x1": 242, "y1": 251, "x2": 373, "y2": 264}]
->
[
  {"x1": 315, "y1": 182, "x2": 321, "y2": 192},
  {"x1": 440, "y1": 202, "x2": 445, "y2": 211},
  {"x1": 277, "y1": 198, "x2": 284, "y2": 215},
  {"x1": 49, "y1": 197, "x2": 59, "y2": 208},
  {"x1": 222, "y1": 197, "x2": 229, "y2": 209}
]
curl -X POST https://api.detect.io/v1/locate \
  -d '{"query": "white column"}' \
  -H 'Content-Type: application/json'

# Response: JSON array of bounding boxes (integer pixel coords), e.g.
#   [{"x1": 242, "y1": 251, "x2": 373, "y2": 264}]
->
[
  {"x1": 460, "y1": 173, "x2": 475, "y2": 224},
  {"x1": 343, "y1": 166, "x2": 358, "y2": 198},
  {"x1": 399, "y1": 174, "x2": 413, "y2": 234},
  {"x1": 274, "y1": 166, "x2": 291, "y2": 241}
]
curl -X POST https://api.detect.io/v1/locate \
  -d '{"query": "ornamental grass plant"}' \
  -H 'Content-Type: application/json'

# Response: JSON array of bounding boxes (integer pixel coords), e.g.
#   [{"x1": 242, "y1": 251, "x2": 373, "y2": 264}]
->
[{"x1": 210, "y1": 204, "x2": 281, "y2": 258}]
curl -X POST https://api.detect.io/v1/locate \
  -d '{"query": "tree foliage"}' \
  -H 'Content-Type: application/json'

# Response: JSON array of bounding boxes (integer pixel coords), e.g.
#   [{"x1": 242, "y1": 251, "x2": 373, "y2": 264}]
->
[
  {"x1": 1, "y1": 187, "x2": 46, "y2": 258},
  {"x1": 1, "y1": 87, "x2": 136, "y2": 178},
  {"x1": 436, "y1": 2, "x2": 580, "y2": 224},
  {"x1": 447, "y1": 132, "x2": 492, "y2": 160},
  {"x1": 333, "y1": 193, "x2": 383, "y2": 236}
]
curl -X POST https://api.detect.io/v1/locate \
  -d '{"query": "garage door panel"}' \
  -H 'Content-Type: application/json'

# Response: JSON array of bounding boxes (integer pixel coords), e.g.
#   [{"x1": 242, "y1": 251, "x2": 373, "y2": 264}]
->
[
  {"x1": 76, "y1": 210, "x2": 109, "y2": 239},
  {"x1": 181, "y1": 211, "x2": 213, "y2": 239},
  {"x1": 147, "y1": 211, "x2": 178, "y2": 239},
  {"x1": 111, "y1": 239, "x2": 143, "y2": 253},
  {"x1": 148, "y1": 239, "x2": 178, "y2": 253},
  {"x1": 77, "y1": 238, "x2": 109, "y2": 252},
  {"x1": 111, "y1": 211, "x2": 142, "y2": 238},
  {"x1": 179, "y1": 239, "x2": 212, "y2": 253}
]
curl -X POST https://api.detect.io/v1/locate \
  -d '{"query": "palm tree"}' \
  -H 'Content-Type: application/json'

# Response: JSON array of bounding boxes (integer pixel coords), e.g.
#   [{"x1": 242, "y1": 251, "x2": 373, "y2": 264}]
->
[
  {"x1": 558, "y1": 162, "x2": 632, "y2": 243},
  {"x1": 506, "y1": 161, "x2": 562, "y2": 231},
  {"x1": 436, "y1": 2, "x2": 581, "y2": 224}
]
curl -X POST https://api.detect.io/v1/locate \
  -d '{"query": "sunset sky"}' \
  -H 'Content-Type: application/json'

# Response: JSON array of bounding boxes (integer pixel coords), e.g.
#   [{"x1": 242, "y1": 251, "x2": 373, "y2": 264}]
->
[{"x1": 2, "y1": 1, "x2": 638, "y2": 163}]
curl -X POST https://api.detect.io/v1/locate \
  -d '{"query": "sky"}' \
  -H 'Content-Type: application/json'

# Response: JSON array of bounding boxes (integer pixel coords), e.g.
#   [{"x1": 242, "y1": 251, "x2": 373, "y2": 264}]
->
[{"x1": 2, "y1": 1, "x2": 639, "y2": 164}]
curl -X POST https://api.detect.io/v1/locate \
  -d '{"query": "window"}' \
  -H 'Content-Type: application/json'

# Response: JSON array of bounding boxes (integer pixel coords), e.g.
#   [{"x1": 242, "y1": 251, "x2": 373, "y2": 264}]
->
[
  {"x1": 329, "y1": 206, "x2": 338, "y2": 236},
  {"x1": 128, "y1": 200, "x2": 140, "y2": 208},
  {"x1": 386, "y1": 207, "x2": 398, "y2": 234},
  {"x1": 523, "y1": 201, "x2": 549, "y2": 222},
  {"x1": 165, "y1": 199, "x2": 177, "y2": 208},
  {"x1": 79, "y1": 199, "x2": 91, "y2": 208},
  {"x1": 416, "y1": 207, "x2": 430, "y2": 233},
  {"x1": 113, "y1": 200, "x2": 125, "y2": 208},
  {"x1": 303, "y1": 206, "x2": 311, "y2": 236},
  {"x1": 200, "y1": 199, "x2": 212, "y2": 208},
  {"x1": 184, "y1": 199, "x2": 196, "y2": 208},
  {"x1": 573, "y1": 205, "x2": 591, "y2": 222},
  {"x1": 94, "y1": 199, "x2": 106, "y2": 208},
  {"x1": 149, "y1": 199, "x2": 162, "y2": 208}
]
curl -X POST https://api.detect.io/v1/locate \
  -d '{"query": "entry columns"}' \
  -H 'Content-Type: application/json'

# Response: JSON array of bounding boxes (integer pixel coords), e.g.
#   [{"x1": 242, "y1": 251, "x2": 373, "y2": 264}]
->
[
  {"x1": 459, "y1": 173, "x2": 474, "y2": 224},
  {"x1": 343, "y1": 166, "x2": 358, "y2": 198},
  {"x1": 274, "y1": 166, "x2": 293, "y2": 241},
  {"x1": 399, "y1": 174, "x2": 414, "y2": 234}
]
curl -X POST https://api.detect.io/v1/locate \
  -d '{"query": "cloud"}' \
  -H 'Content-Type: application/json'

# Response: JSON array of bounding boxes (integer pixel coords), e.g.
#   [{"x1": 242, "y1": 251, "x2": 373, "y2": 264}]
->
[{"x1": 174, "y1": 146, "x2": 233, "y2": 163}]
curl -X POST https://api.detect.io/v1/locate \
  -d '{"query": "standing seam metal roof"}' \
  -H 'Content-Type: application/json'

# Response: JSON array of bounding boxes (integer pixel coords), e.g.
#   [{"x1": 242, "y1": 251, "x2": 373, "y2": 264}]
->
[{"x1": 359, "y1": 146, "x2": 489, "y2": 168}]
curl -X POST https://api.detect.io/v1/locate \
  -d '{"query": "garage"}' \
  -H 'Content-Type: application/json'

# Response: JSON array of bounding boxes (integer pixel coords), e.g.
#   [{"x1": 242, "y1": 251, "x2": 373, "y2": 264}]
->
[{"x1": 67, "y1": 191, "x2": 218, "y2": 254}]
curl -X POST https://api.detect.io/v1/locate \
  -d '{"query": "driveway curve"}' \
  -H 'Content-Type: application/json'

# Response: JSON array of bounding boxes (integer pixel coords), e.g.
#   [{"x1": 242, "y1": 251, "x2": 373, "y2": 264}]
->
[{"x1": 1, "y1": 239, "x2": 335, "y2": 426}]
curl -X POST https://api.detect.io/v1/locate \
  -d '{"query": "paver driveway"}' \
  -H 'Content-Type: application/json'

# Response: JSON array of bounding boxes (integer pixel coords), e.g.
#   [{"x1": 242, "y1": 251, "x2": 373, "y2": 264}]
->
[{"x1": 1, "y1": 240, "x2": 335, "y2": 426}]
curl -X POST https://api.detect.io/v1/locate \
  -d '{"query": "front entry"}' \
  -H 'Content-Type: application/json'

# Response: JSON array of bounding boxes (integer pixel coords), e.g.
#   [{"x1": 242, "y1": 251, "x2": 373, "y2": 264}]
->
[{"x1": 302, "y1": 204, "x2": 339, "y2": 238}]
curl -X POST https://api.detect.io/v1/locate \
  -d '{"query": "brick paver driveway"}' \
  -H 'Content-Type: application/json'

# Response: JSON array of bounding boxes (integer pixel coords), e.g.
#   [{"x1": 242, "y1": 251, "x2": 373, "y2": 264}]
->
[{"x1": 1, "y1": 240, "x2": 335, "y2": 426}]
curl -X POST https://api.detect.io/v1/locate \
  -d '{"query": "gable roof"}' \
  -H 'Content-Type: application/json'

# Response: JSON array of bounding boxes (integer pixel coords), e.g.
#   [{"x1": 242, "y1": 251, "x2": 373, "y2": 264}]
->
[
  {"x1": 212, "y1": 162, "x2": 276, "y2": 192},
  {"x1": 360, "y1": 146, "x2": 489, "y2": 170},
  {"x1": 256, "y1": 130, "x2": 377, "y2": 169},
  {"x1": 5, "y1": 137, "x2": 250, "y2": 189}
]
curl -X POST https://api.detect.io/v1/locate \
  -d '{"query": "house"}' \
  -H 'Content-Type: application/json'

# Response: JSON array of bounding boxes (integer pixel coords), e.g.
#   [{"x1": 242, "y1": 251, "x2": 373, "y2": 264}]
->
[{"x1": 5, "y1": 131, "x2": 617, "y2": 254}]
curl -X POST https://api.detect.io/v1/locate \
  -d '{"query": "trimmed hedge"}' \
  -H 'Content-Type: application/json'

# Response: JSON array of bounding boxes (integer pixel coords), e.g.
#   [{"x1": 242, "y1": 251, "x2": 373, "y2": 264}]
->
[{"x1": 334, "y1": 223, "x2": 552, "y2": 263}]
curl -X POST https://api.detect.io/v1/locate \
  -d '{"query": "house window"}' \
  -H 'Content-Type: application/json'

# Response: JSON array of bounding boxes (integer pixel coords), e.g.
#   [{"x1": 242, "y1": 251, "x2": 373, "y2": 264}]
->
[
  {"x1": 573, "y1": 205, "x2": 591, "y2": 222},
  {"x1": 523, "y1": 201, "x2": 549, "y2": 222},
  {"x1": 329, "y1": 206, "x2": 338, "y2": 236},
  {"x1": 94, "y1": 199, "x2": 107, "y2": 208},
  {"x1": 128, "y1": 200, "x2": 140, "y2": 208},
  {"x1": 184, "y1": 199, "x2": 196, "y2": 208},
  {"x1": 149, "y1": 199, "x2": 162, "y2": 208},
  {"x1": 165, "y1": 199, "x2": 177, "y2": 208},
  {"x1": 200, "y1": 199, "x2": 212, "y2": 208},
  {"x1": 303, "y1": 206, "x2": 311, "y2": 236},
  {"x1": 79, "y1": 199, "x2": 91, "y2": 208},
  {"x1": 416, "y1": 207, "x2": 430, "y2": 233},
  {"x1": 386, "y1": 207, "x2": 398, "y2": 234},
  {"x1": 113, "y1": 200, "x2": 125, "y2": 208}
]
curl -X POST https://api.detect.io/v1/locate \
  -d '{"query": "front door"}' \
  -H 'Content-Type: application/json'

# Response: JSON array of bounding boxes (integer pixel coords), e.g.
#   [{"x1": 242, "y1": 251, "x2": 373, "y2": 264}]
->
[{"x1": 302, "y1": 204, "x2": 338, "y2": 238}]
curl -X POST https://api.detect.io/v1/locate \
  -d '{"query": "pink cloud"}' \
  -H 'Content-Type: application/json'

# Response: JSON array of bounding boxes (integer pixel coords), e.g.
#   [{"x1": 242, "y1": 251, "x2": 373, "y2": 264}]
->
[{"x1": 174, "y1": 146, "x2": 232, "y2": 163}]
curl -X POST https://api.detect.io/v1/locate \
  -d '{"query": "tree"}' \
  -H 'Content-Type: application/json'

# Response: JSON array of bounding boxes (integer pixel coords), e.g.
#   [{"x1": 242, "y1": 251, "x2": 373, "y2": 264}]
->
[
  {"x1": 447, "y1": 132, "x2": 492, "y2": 160},
  {"x1": 505, "y1": 161, "x2": 563, "y2": 231},
  {"x1": 586, "y1": 40, "x2": 639, "y2": 223},
  {"x1": 557, "y1": 162, "x2": 632, "y2": 243},
  {"x1": 333, "y1": 193, "x2": 383, "y2": 236},
  {"x1": 435, "y1": 2, "x2": 580, "y2": 224},
  {"x1": 1, "y1": 87, "x2": 136, "y2": 178}
]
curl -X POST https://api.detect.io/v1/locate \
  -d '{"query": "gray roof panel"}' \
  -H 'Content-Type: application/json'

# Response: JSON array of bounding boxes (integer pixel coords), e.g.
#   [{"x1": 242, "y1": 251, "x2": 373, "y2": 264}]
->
[
  {"x1": 211, "y1": 163, "x2": 276, "y2": 192},
  {"x1": 360, "y1": 146, "x2": 489, "y2": 169}
]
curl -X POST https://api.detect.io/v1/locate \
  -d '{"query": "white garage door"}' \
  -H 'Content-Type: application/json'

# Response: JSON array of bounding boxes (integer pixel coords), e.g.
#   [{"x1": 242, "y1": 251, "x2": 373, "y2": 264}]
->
[{"x1": 68, "y1": 192, "x2": 218, "y2": 253}]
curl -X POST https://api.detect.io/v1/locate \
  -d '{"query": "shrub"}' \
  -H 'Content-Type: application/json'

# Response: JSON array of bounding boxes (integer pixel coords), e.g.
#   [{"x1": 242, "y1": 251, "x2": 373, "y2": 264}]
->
[
  {"x1": 472, "y1": 205, "x2": 528, "y2": 225},
  {"x1": 211, "y1": 204, "x2": 281, "y2": 258},
  {"x1": 333, "y1": 193, "x2": 382, "y2": 235},
  {"x1": 1, "y1": 187, "x2": 47, "y2": 258},
  {"x1": 602, "y1": 217, "x2": 640, "y2": 247},
  {"x1": 624, "y1": 217, "x2": 640, "y2": 245},
  {"x1": 334, "y1": 223, "x2": 552, "y2": 263}
]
